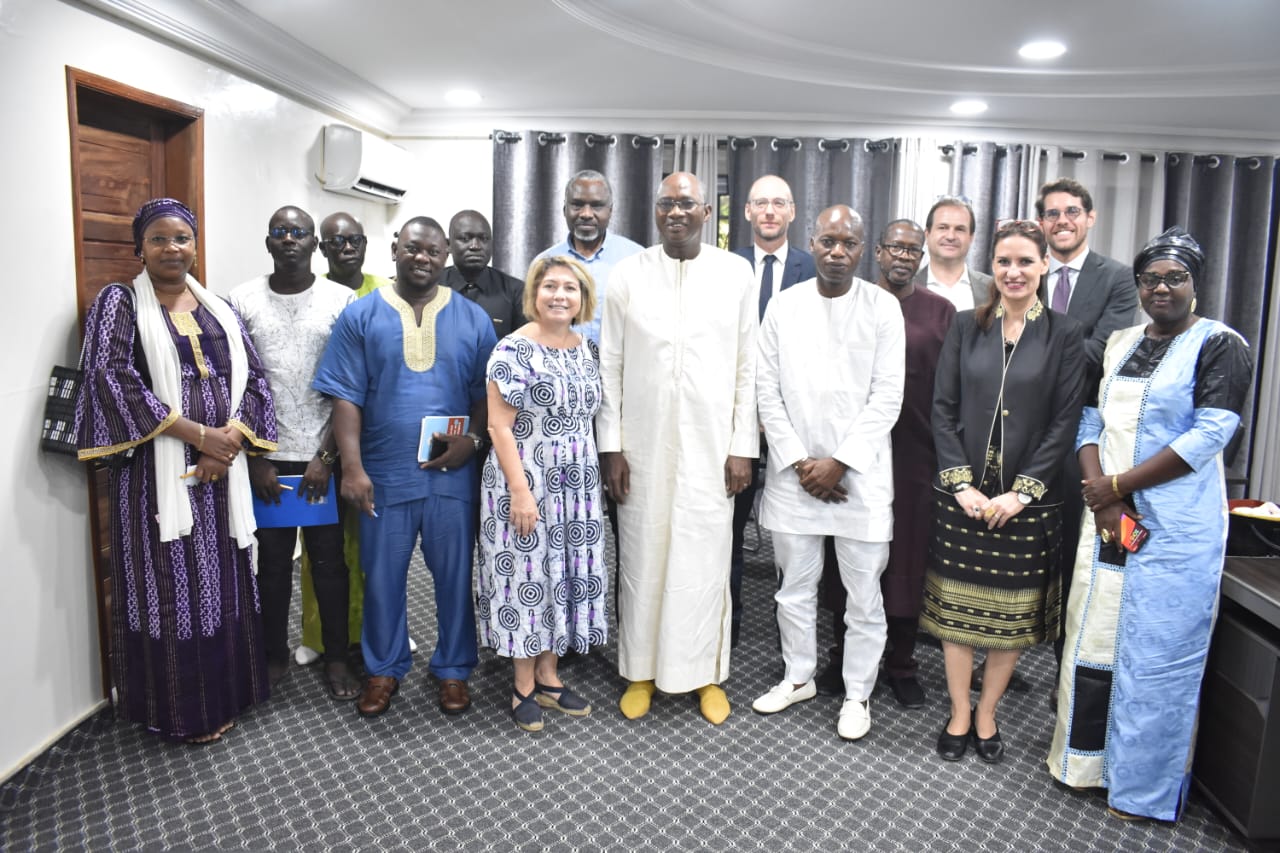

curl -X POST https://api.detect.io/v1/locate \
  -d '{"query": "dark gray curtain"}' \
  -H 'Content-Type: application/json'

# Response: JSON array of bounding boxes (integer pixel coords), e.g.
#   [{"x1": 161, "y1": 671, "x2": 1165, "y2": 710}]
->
[
  {"x1": 492, "y1": 130, "x2": 662, "y2": 279},
  {"x1": 945, "y1": 141, "x2": 1036, "y2": 274},
  {"x1": 727, "y1": 136, "x2": 898, "y2": 282},
  {"x1": 1163, "y1": 153, "x2": 1278, "y2": 484}
]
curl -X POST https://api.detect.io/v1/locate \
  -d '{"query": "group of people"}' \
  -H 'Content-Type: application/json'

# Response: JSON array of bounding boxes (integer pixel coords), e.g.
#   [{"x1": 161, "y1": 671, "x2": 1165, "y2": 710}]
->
[{"x1": 74, "y1": 167, "x2": 1251, "y2": 823}]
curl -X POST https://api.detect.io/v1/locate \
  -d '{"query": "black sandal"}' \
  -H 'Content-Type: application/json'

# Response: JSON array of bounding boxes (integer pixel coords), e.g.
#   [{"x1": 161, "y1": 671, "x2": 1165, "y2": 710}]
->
[
  {"x1": 324, "y1": 661, "x2": 361, "y2": 701},
  {"x1": 513, "y1": 687, "x2": 544, "y2": 732}
]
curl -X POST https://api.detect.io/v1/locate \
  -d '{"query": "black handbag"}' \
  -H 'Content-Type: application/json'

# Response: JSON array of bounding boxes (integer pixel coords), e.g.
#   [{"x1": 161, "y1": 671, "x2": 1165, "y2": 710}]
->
[{"x1": 40, "y1": 365, "x2": 83, "y2": 457}]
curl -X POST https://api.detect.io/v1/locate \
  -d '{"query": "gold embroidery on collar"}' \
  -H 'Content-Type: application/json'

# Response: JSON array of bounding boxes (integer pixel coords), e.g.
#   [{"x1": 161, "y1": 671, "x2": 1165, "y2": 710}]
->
[
  {"x1": 170, "y1": 311, "x2": 209, "y2": 379},
  {"x1": 993, "y1": 299, "x2": 1044, "y2": 321},
  {"x1": 380, "y1": 286, "x2": 452, "y2": 372}
]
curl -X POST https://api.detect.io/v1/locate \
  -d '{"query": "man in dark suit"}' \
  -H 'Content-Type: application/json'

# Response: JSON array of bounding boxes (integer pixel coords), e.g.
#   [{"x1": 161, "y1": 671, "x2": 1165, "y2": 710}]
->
[
  {"x1": 730, "y1": 174, "x2": 815, "y2": 647},
  {"x1": 913, "y1": 196, "x2": 994, "y2": 311},
  {"x1": 1035, "y1": 177, "x2": 1137, "y2": 694}
]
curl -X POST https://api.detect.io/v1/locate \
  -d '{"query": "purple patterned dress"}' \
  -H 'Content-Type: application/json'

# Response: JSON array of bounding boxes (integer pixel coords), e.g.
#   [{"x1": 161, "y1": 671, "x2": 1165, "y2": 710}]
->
[
  {"x1": 477, "y1": 335, "x2": 607, "y2": 658},
  {"x1": 75, "y1": 284, "x2": 278, "y2": 739}
]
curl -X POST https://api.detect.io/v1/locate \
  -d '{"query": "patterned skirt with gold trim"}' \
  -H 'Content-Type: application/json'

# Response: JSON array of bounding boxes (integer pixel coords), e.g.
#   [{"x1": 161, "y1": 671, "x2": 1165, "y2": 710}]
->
[{"x1": 921, "y1": 489, "x2": 1062, "y2": 649}]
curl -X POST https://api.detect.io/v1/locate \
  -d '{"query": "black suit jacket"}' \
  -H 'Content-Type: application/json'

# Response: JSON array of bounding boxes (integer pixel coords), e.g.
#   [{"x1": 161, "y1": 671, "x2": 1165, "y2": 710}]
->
[
  {"x1": 1039, "y1": 250, "x2": 1136, "y2": 374},
  {"x1": 733, "y1": 244, "x2": 816, "y2": 312}
]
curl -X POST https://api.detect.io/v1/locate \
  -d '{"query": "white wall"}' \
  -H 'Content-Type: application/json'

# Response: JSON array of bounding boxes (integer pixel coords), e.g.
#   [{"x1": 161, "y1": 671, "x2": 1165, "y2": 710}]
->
[{"x1": 0, "y1": 0, "x2": 402, "y2": 780}]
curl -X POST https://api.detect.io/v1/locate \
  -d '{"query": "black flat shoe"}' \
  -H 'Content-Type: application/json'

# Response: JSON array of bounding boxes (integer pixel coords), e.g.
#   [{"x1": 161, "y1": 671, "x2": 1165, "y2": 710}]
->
[
  {"x1": 974, "y1": 723, "x2": 1005, "y2": 763},
  {"x1": 936, "y1": 718, "x2": 971, "y2": 761}
]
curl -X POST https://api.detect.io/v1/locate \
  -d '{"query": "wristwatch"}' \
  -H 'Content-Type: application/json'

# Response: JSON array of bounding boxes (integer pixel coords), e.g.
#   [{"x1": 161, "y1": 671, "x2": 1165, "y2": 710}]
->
[
  {"x1": 317, "y1": 449, "x2": 339, "y2": 466},
  {"x1": 465, "y1": 432, "x2": 484, "y2": 453},
  {"x1": 1015, "y1": 492, "x2": 1033, "y2": 506},
  {"x1": 951, "y1": 482, "x2": 971, "y2": 494}
]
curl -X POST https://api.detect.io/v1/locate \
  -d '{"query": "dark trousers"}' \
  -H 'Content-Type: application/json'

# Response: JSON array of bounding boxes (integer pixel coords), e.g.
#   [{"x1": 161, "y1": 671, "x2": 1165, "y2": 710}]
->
[
  {"x1": 255, "y1": 460, "x2": 349, "y2": 667},
  {"x1": 729, "y1": 463, "x2": 762, "y2": 640},
  {"x1": 1055, "y1": 450, "x2": 1085, "y2": 664}
]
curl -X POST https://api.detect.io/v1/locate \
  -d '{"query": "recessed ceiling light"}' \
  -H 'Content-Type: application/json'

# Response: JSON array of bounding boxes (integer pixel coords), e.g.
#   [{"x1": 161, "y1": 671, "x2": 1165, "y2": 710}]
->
[
  {"x1": 445, "y1": 88, "x2": 482, "y2": 107},
  {"x1": 1019, "y1": 40, "x2": 1066, "y2": 60},
  {"x1": 950, "y1": 99, "x2": 988, "y2": 116}
]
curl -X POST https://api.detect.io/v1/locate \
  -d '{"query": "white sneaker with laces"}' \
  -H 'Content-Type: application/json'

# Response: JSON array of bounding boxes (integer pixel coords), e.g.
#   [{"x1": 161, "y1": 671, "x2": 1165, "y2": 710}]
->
[
  {"x1": 294, "y1": 645, "x2": 320, "y2": 666},
  {"x1": 752, "y1": 679, "x2": 817, "y2": 714},
  {"x1": 837, "y1": 698, "x2": 871, "y2": 740}
]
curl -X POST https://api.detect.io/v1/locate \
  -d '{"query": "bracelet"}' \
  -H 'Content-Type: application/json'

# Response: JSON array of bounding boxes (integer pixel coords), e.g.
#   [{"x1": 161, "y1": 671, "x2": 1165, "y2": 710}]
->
[
  {"x1": 1111, "y1": 474, "x2": 1122, "y2": 499},
  {"x1": 197, "y1": 424, "x2": 206, "y2": 452}
]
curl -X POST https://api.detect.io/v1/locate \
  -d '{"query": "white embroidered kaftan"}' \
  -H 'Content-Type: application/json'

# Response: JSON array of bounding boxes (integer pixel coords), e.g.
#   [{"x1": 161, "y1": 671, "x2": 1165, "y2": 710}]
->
[
  {"x1": 757, "y1": 278, "x2": 905, "y2": 539},
  {"x1": 597, "y1": 244, "x2": 758, "y2": 691}
]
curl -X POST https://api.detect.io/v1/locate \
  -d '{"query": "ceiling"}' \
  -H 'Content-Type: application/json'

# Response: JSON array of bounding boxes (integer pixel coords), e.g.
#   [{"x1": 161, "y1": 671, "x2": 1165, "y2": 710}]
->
[{"x1": 84, "y1": 0, "x2": 1280, "y2": 150}]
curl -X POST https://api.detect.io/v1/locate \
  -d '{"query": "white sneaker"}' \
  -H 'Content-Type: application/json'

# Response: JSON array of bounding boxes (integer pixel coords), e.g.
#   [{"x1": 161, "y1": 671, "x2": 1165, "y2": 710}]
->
[
  {"x1": 838, "y1": 698, "x2": 871, "y2": 740},
  {"x1": 408, "y1": 636, "x2": 418, "y2": 654},
  {"x1": 752, "y1": 679, "x2": 817, "y2": 714},
  {"x1": 294, "y1": 645, "x2": 320, "y2": 666}
]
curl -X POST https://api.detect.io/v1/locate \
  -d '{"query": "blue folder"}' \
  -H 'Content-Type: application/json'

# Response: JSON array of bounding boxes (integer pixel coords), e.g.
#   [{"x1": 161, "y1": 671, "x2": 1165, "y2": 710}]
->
[{"x1": 252, "y1": 475, "x2": 339, "y2": 528}]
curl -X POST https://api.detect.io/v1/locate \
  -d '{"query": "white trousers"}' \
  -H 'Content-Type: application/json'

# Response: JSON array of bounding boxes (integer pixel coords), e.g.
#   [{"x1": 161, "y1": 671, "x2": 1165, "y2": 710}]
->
[{"x1": 772, "y1": 532, "x2": 889, "y2": 701}]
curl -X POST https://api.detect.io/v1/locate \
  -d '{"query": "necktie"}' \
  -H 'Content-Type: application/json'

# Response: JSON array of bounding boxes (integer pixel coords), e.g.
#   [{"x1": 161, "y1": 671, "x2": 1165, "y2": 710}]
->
[
  {"x1": 759, "y1": 254, "x2": 777, "y2": 320},
  {"x1": 1051, "y1": 265, "x2": 1071, "y2": 313}
]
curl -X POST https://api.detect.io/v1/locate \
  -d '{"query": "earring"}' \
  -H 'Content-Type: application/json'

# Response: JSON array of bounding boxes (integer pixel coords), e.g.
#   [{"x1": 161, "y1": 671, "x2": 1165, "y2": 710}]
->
[{"x1": 1191, "y1": 297, "x2": 1197, "y2": 313}]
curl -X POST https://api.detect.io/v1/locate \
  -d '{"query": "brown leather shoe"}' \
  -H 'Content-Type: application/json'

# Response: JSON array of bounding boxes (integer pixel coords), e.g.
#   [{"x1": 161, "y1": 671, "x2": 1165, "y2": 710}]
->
[
  {"x1": 438, "y1": 678, "x2": 471, "y2": 715},
  {"x1": 357, "y1": 675, "x2": 399, "y2": 718}
]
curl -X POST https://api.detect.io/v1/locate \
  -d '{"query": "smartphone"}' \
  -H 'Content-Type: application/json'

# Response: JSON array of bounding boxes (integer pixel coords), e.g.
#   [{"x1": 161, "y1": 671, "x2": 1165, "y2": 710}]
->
[
  {"x1": 427, "y1": 436, "x2": 448, "y2": 461},
  {"x1": 1118, "y1": 512, "x2": 1149, "y2": 553}
]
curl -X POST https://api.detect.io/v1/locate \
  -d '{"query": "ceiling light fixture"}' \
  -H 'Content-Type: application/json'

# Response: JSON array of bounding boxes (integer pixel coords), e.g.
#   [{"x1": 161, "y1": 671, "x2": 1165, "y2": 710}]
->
[
  {"x1": 445, "y1": 88, "x2": 482, "y2": 107},
  {"x1": 950, "y1": 100, "x2": 988, "y2": 116},
  {"x1": 1018, "y1": 40, "x2": 1066, "y2": 60}
]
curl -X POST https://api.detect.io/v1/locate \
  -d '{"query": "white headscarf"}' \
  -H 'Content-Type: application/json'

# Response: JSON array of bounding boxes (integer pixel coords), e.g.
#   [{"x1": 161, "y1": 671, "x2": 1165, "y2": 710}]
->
[{"x1": 132, "y1": 269, "x2": 257, "y2": 548}]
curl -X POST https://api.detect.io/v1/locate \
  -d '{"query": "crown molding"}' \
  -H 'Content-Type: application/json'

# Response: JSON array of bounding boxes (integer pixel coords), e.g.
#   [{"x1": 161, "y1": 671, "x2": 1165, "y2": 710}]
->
[{"x1": 69, "y1": 0, "x2": 409, "y2": 134}]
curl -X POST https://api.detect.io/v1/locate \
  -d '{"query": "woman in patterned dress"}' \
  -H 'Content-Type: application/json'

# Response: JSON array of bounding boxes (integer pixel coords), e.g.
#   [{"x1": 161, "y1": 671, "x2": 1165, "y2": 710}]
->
[
  {"x1": 478, "y1": 256, "x2": 607, "y2": 731},
  {"x1": 75, "y1": 198, "x2": 278, "y2": 744}
]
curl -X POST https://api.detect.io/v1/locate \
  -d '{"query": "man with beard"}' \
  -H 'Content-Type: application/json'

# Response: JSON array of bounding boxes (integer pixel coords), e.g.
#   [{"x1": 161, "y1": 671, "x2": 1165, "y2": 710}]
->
[
  {"x1": 751, "y1": 206, "x2": 904, "y2": 740},
  {"x1": 538, "y1": 169, "x2": 644, "y2": 346},
  {"x1": 914, "y1": 196, "x2": 993, "y2": 312},
  {"x1": 230, "y1": 206, "x2": 358, "y2": 698},
  {"x1": 1036, "y1": 178, "x2": 1136, "y2": 692},
  {"x1": 443, "y1": 209, "x2": 526, "y2": 337},
  {"x1": 314, "y1": 217, "x2": 496, "y2": 719},
  {"x1": 728, "y1": 174, "x2": 815, "y2": 647},
  {"x1": 599, "y1": 172, "x2": 757, "y2": 725}
]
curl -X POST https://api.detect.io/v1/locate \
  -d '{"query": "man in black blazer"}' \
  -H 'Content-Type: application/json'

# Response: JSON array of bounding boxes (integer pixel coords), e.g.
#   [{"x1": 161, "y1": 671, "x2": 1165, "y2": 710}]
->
[
  {"x1": 730, "y1": 174, "x2": 815, "y2": 647},
  {"x1": 1035, "y1": 178, "x2": 1137, "y2": 690},
  {"x1": 912, "y1": 196, "x2": 994, "y2": 311}
]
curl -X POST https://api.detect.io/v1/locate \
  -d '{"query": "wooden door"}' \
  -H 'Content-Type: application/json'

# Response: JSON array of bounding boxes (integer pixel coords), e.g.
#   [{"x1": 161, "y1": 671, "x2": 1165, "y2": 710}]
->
[{"x1": 66, "y1": 68, "x2": 204, "y2": 696}]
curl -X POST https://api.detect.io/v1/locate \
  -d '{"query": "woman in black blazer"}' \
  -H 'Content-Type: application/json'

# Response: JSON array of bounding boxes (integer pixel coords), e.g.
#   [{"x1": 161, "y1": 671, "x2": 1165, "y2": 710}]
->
[{"x1": 921, "y1": 219, "x2": 1085, "y2": 763}]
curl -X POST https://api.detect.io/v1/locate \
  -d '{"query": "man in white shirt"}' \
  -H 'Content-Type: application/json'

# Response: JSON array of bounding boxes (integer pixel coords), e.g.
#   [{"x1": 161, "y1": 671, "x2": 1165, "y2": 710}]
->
[
  {"x1": 230, "y1": 205, "x2": 358, "y2": 700},
  {"x1": 751, "y1": 205, "x2": 905, "y2": 741},
  {"x1": 598, "y1": 172, "x2": 758, "y2": 726},
  {"x1": 914, "y1": 196, "x2": 993, "y2": 311},
  {"x1": 728, "y1": 174, "x2": 816, "y2": 647}
]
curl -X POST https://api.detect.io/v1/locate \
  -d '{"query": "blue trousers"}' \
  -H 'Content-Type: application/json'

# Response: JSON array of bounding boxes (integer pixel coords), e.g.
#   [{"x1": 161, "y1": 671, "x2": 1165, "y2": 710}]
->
[{"x1": 359, "y1": 495, "x2": 477, "y2": 680}]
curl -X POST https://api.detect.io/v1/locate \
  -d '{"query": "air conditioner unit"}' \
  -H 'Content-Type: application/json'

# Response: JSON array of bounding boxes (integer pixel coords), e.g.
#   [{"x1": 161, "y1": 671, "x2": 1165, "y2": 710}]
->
[{"x1": 319, "y1": 124, "x2": 410, "y2": 203}]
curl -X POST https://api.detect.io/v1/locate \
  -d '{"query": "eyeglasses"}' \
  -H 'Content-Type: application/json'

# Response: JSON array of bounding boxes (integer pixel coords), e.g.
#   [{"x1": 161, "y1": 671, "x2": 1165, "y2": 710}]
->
[
  {"x1": 656, "y1": 198, "x2": 702, "y2": 212},
  {"x1": 322, "y1": 234, "x2": 367, "y2": 251},
  {"x1": 879, "y1": 243, "x2": 924, "y2": 259},
  {"x1": 268, "y1": 226, "x2": 313, "y2": 240},
  {"x1": 815, "y1": 236, "x2": 862, "y2": 253},
  {"x1": 1137, "y1": 270, "x2": 1192, "y2": 290},
  {"x1": 750, "y1": 198, "x2": 792, "y2": 211},
  {"x1": 1040, "y1": 206, "x2": 1086, "y2": 222},
  {"x1": 146, "y1": 234, "x2": 193, "y2": 247}
]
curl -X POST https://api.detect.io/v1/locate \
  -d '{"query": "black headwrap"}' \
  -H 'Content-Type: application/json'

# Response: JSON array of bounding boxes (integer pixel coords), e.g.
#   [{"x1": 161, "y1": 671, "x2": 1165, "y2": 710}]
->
[
  {"x1": 132, "y1": 198, "x2": 198, "y2": 256},
  {"x1": 1133, "y1": 226, "x2": 1204, "y2": 280}
]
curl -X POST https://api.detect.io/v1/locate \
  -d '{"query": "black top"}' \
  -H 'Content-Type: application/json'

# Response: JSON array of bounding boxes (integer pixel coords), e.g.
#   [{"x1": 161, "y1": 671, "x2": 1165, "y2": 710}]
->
[
  {"x1": 442, "y1": 266, "x2": 527, "y2": 338},
  {"x1": 932, "y1": 301, "x2": 1086, "y2": 504}
]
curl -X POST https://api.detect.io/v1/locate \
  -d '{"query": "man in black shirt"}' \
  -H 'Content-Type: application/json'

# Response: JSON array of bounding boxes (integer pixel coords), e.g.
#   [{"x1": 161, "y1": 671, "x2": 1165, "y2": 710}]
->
[{"x1": 442, "y1": 210, "x2": 526, "y2": 338}]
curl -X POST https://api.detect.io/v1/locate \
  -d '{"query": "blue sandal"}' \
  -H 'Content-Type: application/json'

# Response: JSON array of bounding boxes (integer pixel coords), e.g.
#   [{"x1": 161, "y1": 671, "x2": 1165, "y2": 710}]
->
[
  {"x1": 534, "y1": 682, "x2": 592, "y2": 716},
  {"x1": 512, "y1": 687, "x2": 544, "y2": 732}
]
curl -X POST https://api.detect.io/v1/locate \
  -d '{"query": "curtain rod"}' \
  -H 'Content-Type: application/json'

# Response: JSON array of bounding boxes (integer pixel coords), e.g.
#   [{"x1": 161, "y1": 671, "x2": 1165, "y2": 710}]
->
[
  {"x1": 727, "y1": 136, "x2": 893, "y2": 153},
  {"x1": 490, "y1": 131, "x2": 660, "y2": 148}
]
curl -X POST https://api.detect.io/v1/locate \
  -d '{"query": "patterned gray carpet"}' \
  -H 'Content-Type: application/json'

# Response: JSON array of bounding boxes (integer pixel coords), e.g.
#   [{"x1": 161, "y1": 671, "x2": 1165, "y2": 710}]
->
[{"x1": 0, "y1": 526, "x2": 1251, "y2": 852}]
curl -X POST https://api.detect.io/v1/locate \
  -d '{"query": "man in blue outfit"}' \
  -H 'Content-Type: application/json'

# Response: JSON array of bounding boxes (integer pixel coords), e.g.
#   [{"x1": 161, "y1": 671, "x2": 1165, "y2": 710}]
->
[{"x1": 314, "y1": 216, "x2": 496, "y2": 718}]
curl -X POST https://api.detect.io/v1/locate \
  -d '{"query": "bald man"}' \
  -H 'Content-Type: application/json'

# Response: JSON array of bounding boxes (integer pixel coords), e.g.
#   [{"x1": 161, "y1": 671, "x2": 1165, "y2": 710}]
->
[
  {"x1": 598, "y1": 172, "x2": 758, "y2": 725},
  {"x1": 751, "y1": 206, "x2": 905, "y2": 741},
  {"x1": 729, "y1": 175, "x2": 816, "y2": 646}
]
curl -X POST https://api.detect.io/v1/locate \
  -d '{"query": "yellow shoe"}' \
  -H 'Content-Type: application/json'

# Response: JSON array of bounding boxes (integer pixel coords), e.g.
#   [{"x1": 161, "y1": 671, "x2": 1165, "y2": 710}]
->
[
  {"x1": 619, "y1": 680, "x2": 656, "y2": 719},
  {"x1": 696, "y1": 684, "x2": 731, "y2": 725}
]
